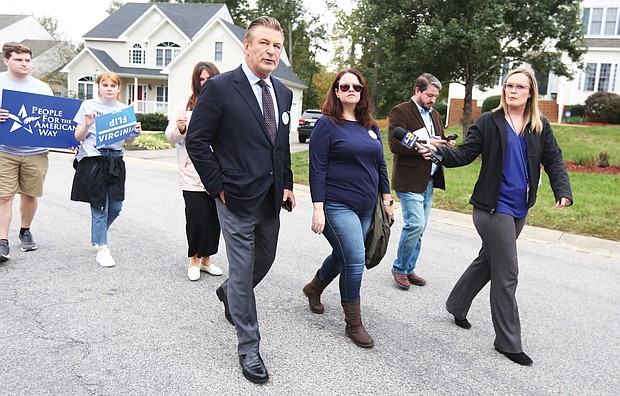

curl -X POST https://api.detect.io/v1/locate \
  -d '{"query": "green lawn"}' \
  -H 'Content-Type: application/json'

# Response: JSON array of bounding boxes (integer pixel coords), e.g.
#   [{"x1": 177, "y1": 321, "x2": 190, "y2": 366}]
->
[{"x1": 292, "y1": 124, "x2": 620, "y2": 241}]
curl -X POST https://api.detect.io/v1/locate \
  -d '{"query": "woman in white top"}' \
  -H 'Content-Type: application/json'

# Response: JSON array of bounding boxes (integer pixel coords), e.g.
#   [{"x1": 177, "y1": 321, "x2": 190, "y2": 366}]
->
[
  {"x1": 165, "y1": 61, "x2": 223, "y2": 281},
  {"x1": 71, "y1": 72, "x2": 141, "y2": 268}
]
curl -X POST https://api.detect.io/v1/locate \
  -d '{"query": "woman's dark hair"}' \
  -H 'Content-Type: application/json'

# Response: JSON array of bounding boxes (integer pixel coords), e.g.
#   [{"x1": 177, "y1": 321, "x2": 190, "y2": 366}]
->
[
  {"x1": 187, "y1": 61, "x2": 220, "y2": 111},
  {"x1": 322, "y1": 68, "x2": 376, "y2": 129}
]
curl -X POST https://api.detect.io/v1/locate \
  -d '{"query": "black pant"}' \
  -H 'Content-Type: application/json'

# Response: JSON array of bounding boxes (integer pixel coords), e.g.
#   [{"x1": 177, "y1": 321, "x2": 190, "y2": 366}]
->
[{"x1": 182, "y1": 191, "x2": 220, "y2": 258}]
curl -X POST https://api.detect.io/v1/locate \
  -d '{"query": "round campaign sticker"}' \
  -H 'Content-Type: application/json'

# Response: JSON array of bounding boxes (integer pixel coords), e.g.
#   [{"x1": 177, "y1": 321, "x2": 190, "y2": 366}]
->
[
  {"x1": 282, "y1": 111, "x2": 290, "y2": 125},
  {"x1": 368, "y1": 129, "x2": 378, "y2": 139}
]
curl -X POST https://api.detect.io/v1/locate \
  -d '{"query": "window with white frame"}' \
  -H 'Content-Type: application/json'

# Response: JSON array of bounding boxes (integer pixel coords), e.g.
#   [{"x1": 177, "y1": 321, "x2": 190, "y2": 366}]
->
[
  {"x1": 156, "y1": 86, "x2": 169, "y2": 103},
  {"x1": 583, "y1": 7, "x2": 620, "y2": 36},
  {"x1": 582, "y1": 63, "x2": 617, "y2": 92},
  {"x1": 77, "y1": 76, "x2": 95, "y2": 100},
  {"x1": 215, "y1": 41, "x2": 223, "y2": 61},
  {"x1": 129, "y1": 44, "x2": 145, "y2": 65},
  {"x1": 156, "y1": 42, "x2": 181, "y2": 67},
  {"x1": 584, "y1": 63, "x2": 597, "y2": 91},
  {"x1": 598, "y1": 63, "x2": 612, "y2": 92},
  {"x1": 605, "y1": 8, "x2": 618, "y2": 35}
]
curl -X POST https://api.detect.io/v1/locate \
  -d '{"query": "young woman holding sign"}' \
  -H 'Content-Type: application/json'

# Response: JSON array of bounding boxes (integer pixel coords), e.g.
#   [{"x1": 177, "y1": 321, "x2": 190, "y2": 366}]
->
[{"x1": 71, "y1": 72, "x2": 142, "y2": 267}]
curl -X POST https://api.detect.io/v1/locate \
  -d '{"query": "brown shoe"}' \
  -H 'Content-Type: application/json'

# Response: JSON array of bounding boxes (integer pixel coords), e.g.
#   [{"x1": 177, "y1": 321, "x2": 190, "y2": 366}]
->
[
  {"x1": 392, "y1": 269, "x2": 410, "y2": 290},
  {"x1": 342, "y1": 300, "x2": 374, "y2": 348},
  {"x1": 407, "y1": 273, "x2": 426, "y2": 286},
  {"x1": 302, "y1": 271, "x2": 333, "y2": 314}
]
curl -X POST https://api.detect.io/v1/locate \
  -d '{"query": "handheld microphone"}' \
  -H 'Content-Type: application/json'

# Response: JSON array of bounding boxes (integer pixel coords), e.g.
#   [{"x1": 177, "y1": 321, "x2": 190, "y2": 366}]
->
[{"x1": 393, "y1": 127, "x2": 443, "y2": 164}]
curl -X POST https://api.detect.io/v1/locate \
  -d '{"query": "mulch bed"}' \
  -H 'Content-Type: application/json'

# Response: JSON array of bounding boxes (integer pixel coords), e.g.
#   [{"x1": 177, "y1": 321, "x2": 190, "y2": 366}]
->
[{"x1": 565, "y1": 161, "x2": 620, "y2": 175}]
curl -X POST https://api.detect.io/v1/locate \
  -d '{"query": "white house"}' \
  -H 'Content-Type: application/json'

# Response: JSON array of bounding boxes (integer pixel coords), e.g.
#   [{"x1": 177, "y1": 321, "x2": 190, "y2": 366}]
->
[
  {"x1": 61, "y1": 2, "x2": 307, "y2": 126},
  {"x1": 446, "y1": 0, "x2": 620, "y2": 126}
]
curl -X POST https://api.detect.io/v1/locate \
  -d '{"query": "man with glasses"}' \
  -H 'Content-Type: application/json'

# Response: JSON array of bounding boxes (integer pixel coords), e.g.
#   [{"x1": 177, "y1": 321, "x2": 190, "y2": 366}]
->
[
  {"x1": 387, "y1": 73, "x2": 454, "y2": 290},
  {"x1": 0, "y1": 42, "x2": 54, "y2": 262}
]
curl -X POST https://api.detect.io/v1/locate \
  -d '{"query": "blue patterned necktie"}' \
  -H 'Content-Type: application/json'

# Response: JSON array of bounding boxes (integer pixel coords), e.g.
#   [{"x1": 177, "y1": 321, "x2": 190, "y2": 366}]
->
[{"x1": 258, "y1": 79, "x2": 277, "y2": 144}]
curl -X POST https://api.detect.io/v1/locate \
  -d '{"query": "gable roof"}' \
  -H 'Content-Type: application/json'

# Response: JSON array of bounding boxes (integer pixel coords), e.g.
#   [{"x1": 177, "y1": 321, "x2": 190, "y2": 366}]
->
[
  {"x1": 84, "y1": 2, "x2": 225, "y2": 40},
  {"x1": 89, "y1": 48, "x2": 167, "y2": 79},
  {"x1": 0, "y1": 14, "x2": 28, "y2": 30}
]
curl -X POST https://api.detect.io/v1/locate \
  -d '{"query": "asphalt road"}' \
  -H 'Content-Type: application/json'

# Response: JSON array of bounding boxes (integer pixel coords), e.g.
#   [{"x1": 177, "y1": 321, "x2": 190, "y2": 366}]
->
[{"x1": 0, "y1": 150, "x2": 618, "y2": 395}]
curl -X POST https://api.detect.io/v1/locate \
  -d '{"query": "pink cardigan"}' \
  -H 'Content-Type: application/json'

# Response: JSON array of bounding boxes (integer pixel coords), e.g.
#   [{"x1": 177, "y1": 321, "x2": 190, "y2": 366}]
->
[{"x1": 165, "y1": 99, "x2": 206, "y2": 192}]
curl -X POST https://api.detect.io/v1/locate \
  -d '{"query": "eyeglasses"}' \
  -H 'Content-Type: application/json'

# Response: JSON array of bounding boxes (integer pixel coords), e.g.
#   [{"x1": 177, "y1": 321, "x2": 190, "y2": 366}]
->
[
  {"x1": 504, "y1": 83, "x2": 530, "y2": 92},
  {"x1": 338, "y1": 83, "x2": 363, "y2": 92}
]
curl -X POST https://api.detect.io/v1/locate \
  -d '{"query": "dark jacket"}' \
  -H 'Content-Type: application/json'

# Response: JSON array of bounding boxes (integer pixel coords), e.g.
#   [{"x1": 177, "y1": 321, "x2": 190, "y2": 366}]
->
[
  {"x1": 71, "y1": 155, "x2": 126, "y2": 210},
  {"x1": 437, "y1": 110, "x2": 573, "y2": 213},
  {"x1": 388, "y1": 99, "x2": 446, "y2": 192},
  {"x1": 186, "y1": 66, "x2": 293, "y2": 216}
]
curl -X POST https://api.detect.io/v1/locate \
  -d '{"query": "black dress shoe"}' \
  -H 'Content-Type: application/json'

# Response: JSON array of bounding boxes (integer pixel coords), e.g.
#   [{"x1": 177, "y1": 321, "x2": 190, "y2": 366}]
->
[
  {"x1": 216, "y1": 286, "x2": 234, "y2": 326},
  {"x1": 239, "y1": 352, "x2": 269, "y2": 383},
  {"x1": 495, "y1": 348, "x2": 533, "y2": 366},
  {"x1": 454, "y1": 317, "x2": 472, "y2": 329}
]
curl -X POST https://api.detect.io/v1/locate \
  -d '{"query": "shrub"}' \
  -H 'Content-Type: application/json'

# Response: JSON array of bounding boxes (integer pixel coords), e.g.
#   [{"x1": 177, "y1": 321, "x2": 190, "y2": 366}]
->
[
  {"x1": 584, "y1": 92, "x2": 620, "y2": 124},
  {"x1": 569, "y1": 104, "x2": 585, "y2": 117},
  {"x1": 434, "y1": 103, "x2": 447, "y2": 121},
  {"x1": 482, "y1": 95, "x2": 501, "y2": 113},
  {"x1": 597, "y1": 151, "x2": 610, "y2": 168},
  {"x1": 127, "y1": 134, "x2": 171, "y2": 150},
  {"x1": 136, "y1": 113, "x2": 168, "y2": 131}
]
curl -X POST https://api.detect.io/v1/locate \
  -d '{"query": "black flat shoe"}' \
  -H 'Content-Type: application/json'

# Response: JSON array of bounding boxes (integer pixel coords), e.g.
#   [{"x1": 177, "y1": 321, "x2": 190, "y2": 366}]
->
[
  {"x1": 454, "y1": 317, "x2": 472, "y2": 329},
  {"x1": 495, "y1": 348, "x2": 533, "y2": 366},
  {"x1": 216, "y1": 286, "x2": 234, "y2": 326},
  {"x1": 239, "y1": 352, "x2": 269, "y2": 384}
]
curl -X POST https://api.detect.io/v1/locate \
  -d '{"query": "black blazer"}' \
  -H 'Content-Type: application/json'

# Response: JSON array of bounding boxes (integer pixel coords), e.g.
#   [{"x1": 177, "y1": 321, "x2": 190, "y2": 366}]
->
[
  {"x1": 437, "y1": 110, "x2": 573, "y2": 212},
  {"x1": 186, "y1": 66, "x2": 294, "y2": 216}
]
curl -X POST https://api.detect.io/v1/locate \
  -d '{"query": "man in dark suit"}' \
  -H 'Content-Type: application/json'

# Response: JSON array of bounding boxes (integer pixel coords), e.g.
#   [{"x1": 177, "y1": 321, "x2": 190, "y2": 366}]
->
[
  {"x1": 387, "y1": 73, "x2": 454, "y2": 290},
  {"x1": 186, "y1": 16, "x2": 295, "y2": 384}
]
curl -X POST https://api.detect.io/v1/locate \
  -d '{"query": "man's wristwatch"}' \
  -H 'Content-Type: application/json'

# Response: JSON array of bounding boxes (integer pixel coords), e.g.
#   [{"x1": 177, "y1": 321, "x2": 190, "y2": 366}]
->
[{"x1": 383, "y1": 199, "x2": 394, "y2": 206}]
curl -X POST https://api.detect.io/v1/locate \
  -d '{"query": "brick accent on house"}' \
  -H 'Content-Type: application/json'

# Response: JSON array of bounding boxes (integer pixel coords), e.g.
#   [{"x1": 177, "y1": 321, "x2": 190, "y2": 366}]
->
[{"x1": 448, "y1": 98, "x2": 559, "y2": 127}]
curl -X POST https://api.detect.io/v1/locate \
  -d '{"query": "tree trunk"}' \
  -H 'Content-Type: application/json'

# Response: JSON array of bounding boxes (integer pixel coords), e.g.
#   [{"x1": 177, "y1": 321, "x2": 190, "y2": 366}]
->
[{"x1": 461, "y1": 65, "x2": 475, "y2": 137}]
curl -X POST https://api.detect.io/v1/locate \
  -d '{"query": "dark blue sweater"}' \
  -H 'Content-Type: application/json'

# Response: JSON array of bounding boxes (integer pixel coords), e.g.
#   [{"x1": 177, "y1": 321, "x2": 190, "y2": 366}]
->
[{"x1": 309, "y1": 117, "x2": 390, "y2": 210}]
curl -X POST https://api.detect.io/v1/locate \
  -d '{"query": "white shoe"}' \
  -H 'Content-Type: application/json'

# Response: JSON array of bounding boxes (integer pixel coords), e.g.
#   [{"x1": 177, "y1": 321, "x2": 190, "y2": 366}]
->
[
  {"x1": 96, "y1": 248, "x2": 116, "y2": 267},
  {"x1": 187, "y1": 264, "x2": 200, "y2": 281},
  {"x1": 200, "y1": 262, "x2": 223, "y2": 276}
]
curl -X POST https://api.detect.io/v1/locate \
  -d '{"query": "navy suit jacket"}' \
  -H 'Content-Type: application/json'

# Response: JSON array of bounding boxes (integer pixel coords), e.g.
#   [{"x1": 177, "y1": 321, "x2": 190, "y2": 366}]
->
[{"x1": 186, "y1": 65, "x2": 294, "y2": 216}]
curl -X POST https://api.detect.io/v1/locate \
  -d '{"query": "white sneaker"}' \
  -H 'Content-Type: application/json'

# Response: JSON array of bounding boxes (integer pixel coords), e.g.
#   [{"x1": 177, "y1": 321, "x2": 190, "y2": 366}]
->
[
  {"x1": 187, "y1": 263, "x2": 200, "y2": 281},
  {"x1": 200, "y1": 262, "x2": 223, "y2": 276},
  {"x1": 96, "y1": 248, "x2": 116, "y2": 267}
]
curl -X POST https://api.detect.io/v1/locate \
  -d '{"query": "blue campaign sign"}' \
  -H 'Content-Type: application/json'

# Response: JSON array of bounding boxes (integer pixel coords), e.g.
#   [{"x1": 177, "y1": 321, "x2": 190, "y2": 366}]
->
[
  {"x1": 94, "y1": 106, "x2": 138, "y2": 148},
  {"x1": 0, "y1": 89, "x2": 81, "y2": 149}
]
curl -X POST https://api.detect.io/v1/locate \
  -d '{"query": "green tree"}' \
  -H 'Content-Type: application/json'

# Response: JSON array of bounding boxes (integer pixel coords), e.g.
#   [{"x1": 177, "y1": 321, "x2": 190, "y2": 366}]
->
[
  {"x1": 394, "y1": 0, "x2": 585, "y2": 133},
  {"x1": 251, "y1": 0, "x2": 327, "y2": 110},
  {"x1": 106, "y1": 0, "x2": 125, "y2": 15},
  {"x1": 331, "y1": 0, "x2": 585, "y2": 128}
]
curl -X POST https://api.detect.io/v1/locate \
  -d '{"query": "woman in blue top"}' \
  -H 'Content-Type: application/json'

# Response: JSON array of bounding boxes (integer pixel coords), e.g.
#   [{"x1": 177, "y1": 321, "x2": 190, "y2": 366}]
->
[
  {"x1": 425, "y1": 68, "x2": 572, "y2": 366},
  {"x1": 303, "y1": 68, "x2": 393, "y2": 348}
]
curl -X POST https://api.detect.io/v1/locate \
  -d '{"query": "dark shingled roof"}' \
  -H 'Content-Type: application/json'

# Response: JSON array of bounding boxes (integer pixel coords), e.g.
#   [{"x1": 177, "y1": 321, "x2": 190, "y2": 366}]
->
[
  {"x1": 0, "y1": 14, "x2": 28, "y2": 30},
  {"x1": 586, "y1": 38, "x2": 620, "y2": 49},
  {"x1": 84, "y1": 2, "x2": 224, "y2": 40},
  {"x1": 89, "y1": 48, "x2": 166, "y2": 79}
]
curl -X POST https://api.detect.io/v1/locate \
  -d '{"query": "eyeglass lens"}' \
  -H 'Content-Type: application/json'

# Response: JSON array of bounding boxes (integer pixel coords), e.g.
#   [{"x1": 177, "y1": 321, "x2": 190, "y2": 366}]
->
[{"x1": 338, "y1": 84, "x2": 363, "y2": 92}]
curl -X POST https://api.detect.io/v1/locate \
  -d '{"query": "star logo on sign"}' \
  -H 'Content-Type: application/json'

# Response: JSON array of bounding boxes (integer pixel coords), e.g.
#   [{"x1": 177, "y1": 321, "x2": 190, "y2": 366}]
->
[{"x1": 7, "y1": 105, "x2": 40, "y2": 134}]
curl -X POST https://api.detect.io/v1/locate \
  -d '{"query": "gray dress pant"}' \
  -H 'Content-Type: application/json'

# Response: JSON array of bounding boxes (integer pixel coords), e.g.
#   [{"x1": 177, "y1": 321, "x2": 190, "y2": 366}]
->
[
  {"x1": 446, "y1": 207, "x2": 526, "y2": 353},
  {"x1": 215, "y1": 193, "x2": 280, "y2": 356}
]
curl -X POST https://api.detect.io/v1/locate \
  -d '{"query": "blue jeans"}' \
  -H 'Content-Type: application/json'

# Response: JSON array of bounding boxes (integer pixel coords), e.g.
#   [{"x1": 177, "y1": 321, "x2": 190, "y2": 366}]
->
[
  {"x1": 318, "y1": 203, "x2": 373, "y2": 302},
  {"x1": 90, "y1": 151, "x2": 123, "y2": 245},
  {"x1": 393, "y1": 180, "x2": 434, "y2": 275}
]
